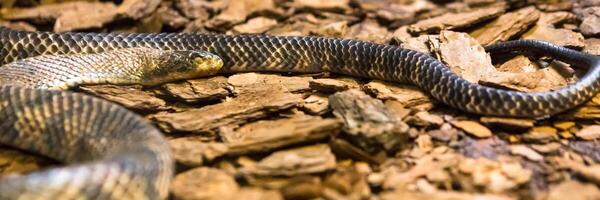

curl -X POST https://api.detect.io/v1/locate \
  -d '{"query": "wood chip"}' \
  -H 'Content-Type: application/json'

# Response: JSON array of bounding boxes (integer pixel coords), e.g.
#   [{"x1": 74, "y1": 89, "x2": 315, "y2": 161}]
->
[
  {"x1": 522, "y1": 126, "x2": 559, "y2": 143},
  {"x1": 471, "y1": 6, "x2": 540, "y2": 46},
  {"x1": 458, "y1": 157, "x2": 532, "y2": 192},
  {"x1": 547, "y1": 181, "x2": 600, "y2": 200},
  {"x1": 222, "y1": 115, "x2": 342, "y2": 155},
  {"x1": 168, "y1": 138, "x2": 228, "y2": 166},
  {"x1": 79, "y1": 85, "x2": 167, "y2": 111},
  {"x1": 584, "y1": 38, "x2": 600, "y2": 55},
  {"x1": 150, "y1": 87, "x2": 302, "y2": 133},
  {"x1": 510, "y1": 145, "x2": 543, "y2": 161},
  {"x1": 301, "y1": 94, "x2": 330, "y2": 115},
  {"x1": 170, "y1": 167, "x2": 240, "y2": 200},
  {"x1": 231, "y1": 17, "x2": 278, "y2": 34},
  {"x1": 522, "y1": 26, "x2": 585, "y2": 49},
  {"x1": 309, "y1": 78, "x2": 360, "y2": 93},
  {"x1": 161, "y1": 77, "x2": 230, "y2": 103},
  {"x1": 408, "y1": 5, "x2": 505, "y2": 34},
  {"x1": 228, "y1": 73, "x2": 312, "y2": 93},
  {"x1": 205, "y1": 0, "x2": 276, "y2": 29},
  {"x1": 381, "y1": 190, "x2": 515, "y2": 200},
  {"x1": 480, "y1": 117, "x2": 535, "y2": 131},
  {"x1": 292, "y1": 0, "x2": 350, "y2": 12},
  {"x1": 451, "y1": 120, "x2": 493, "y2": 138},
  {"x1": 329, "y1": 89, "x2": 406, "y2": 137},
  {"x1": 345, "y1": 20, "x2": 391, "y2": 44},
  {"x1": 575, "y1": 125, "x2": 600, "y2": 140},
  {"x1": 363, "y1": 80, "x2": 433, "y2": 109},
  {"x1": 579, "y1": 7, "x2": 600, "y2": 36},
  {"x1": 242, "y1": 144, "x2": 336, "y2": 176},
  {"x1": 434, "y1": 31, "x2": 497, "y2": 83}
]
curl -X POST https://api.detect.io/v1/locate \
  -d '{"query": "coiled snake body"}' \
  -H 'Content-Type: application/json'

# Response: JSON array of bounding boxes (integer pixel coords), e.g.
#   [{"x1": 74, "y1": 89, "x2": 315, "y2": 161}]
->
[{"x1": 0, "y1": 27, "x2": 599, "y2": 199}]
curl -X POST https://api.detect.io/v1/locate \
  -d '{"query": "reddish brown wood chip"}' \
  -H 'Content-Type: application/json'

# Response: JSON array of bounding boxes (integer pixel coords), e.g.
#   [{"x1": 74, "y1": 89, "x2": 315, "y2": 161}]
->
[
  {"x1": 471, "y1": 6, "x2": 540, "y2": 46},
  {"x1": 408, "y1": 5, "x2": 505, "y2": 34}
]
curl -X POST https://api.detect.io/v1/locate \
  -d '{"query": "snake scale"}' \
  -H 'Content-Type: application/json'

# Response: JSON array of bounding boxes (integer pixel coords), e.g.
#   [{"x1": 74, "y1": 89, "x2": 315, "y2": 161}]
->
[{"x1": 0, "y1": 27, "x2": 599, "y2": 199}]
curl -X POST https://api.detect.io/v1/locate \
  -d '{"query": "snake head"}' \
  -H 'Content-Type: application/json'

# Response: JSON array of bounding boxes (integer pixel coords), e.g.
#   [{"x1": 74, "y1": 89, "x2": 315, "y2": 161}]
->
[{"x1": 141, "y1": 50, "x2": 223, "y2": 85}]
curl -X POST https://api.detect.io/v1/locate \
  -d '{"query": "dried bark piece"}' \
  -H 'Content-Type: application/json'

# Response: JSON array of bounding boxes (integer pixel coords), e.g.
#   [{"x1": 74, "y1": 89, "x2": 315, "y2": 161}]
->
[
  {"x1": 380, "y1": 190, "x2": 515, "y2": 200},
  {"x1": 242, "y1": 144, "x2": 336, "y2": 176},
  {"x1": 395, "y1": 34, "x2": 438, "y2": 54},
  {"x1": 547, "y1": 181, "x2": 600, "y2": 200},
  {"x1": 434, "y1": 31, "x2": 497, "y2": 83},
  {"x1": 406, "y1": 111, "x2": 444, "y2": 127},
  {"x1": 0, "y1": 20, "x2": 36, "y2": 31},
  {"x1": 205, "y1": 0, "x2": 276, "y2": 29},
  {"x1": 470, "y1": 6, "x2": 540, "y2": 46},
  {"x1": 150, "y1": 87, "x2": 303, "y2": 133},
  {"x1": 382, "y1": 154, "x2": 459, "y2": 189},
  {"x1": 301, "y1": 94, "x2": 330, "y2": 115},
  {"x1": 555, "y1": 157, "x2": 600, "y2": 184},
  {"x1": 480, "y1": 116, "x2": 535, "y2": 131},
  {"x1": 323, "y1": 168, "x2": 371, "y2": 200},
  {"x1": 168, "y1": 138, "x2": 228, "y2": 166},
  {"x1": 161, "y1": 77, "x2": 230, "y2": 103},
  {"x1": 450, "y1": 120, "x2": 493, "y2": 138},
  {"x1": 427, "y1": 123, "x2": 459, "y2": 142},
  {"x1": 408, "y1": 5, "x2": 505, "y2": 34},
  {"x1": 480, "y1": 68, "x2": 569, "y2": 92},
  {"x1": 228, "y1": 73, "x2": 313, "y2": 93},
  {"x1": 522, "y1": 26, "x2": 585, "y2": 49},
  {"x1": 537, "y1": 11, "x2": 576, "y2": 26},
  {"x1": 522, "y1": 126, "x2": 559, "y2": 143},
  {"x1": 79, "y1": 85, "x2": 167, "y2": 112},
  {"x1": 0, "y1": 1, "x2": 115, "y2": 21},
  {"x1": 291, "y1": 0, "x2": 350, "y2": 12},
  {"x1": 156, "y1": 2, "x2": 190, "y2": 29},
  {"x1": 311, "y1": 21, "x2": 349, "y2": 38},
  {"x1": 117, "y1": 0, "x2": 161, "y2": 20},
  {"x1": 170, "y1": 167, "x2": 239, "y2": 200},
  {"x1": 222, "y1": 115, "x2": 342, "y2": 155},
  {"x1": 584, "y1": 38, "x2": 600, "y2": 55},
  {"x1": 530, "y1": 142, "x2": 561, "y2": 154},
  {"x1": 579, "y1": 7, "x2": 600, "y2": 36},
  {"x1": 329, "y1": 139, "x2": 383, "y2": 164},
  {"x1": 575, "y1": 125, "x2": 600, "y2": 140},
  {"x1": 231, "y1": 17, "x2": 278, "y2": 34},
  {"x1": 510, "y1": 145, "x2": 543, "y2": 161},
  {"x1": 345, "y1": 20, "x2": 391, "y2": 44},
  {"x1": 329, "y1": 89, "x2": 406, "y2": 137},
  {"x1": 569, "y1": 140, "x2": 600, "y2": 162},
  {"x1": 458, "y1": 136, "x2": 510, "y2": 159},
  {"x1": 495, "y1": 55, "x2": 538, "y2": 73},
  {"x1": 354, "y1": 0, "x2": 432, "y2": 23},
  {"x1": 174, "y1": 0, "x2": 212, "y2": 20},
  {"x1": 363, "y1": 80, "x2": 433, "y2": 109},
  {"x1": 458, "y1": 157, "x2": 532, "y2": 193},
  {"x1": 309, "y1": 78, "x2": 360, "y2": 93}
]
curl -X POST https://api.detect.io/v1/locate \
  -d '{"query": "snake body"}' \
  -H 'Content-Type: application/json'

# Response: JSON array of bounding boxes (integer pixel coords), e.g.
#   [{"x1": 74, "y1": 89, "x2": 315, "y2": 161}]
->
[{"x1": 0, "y1": 27, "x2": 599, "y2": 199}]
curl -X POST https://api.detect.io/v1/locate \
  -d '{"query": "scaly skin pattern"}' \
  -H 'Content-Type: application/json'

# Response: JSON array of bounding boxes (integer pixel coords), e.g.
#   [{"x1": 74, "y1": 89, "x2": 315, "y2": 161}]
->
[
  {"x1": 1, "y1": 28, "x2": 599, "y2": 117},
  {"x1": 0, "y1": 40, "x2": 224, "y2": 198},
  {"x1": 0, "y1": 86, "x2": 173, "y2": 199},
  {"x1": 0, "y1": 27, "x2": 598, "y2": 199}
]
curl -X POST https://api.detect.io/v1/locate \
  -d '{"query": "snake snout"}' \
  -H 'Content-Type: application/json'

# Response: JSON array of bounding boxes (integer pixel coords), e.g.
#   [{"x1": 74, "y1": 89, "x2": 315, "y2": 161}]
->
[{"x1": 189, "y1": 50, "x2": 224, "y2": 76}]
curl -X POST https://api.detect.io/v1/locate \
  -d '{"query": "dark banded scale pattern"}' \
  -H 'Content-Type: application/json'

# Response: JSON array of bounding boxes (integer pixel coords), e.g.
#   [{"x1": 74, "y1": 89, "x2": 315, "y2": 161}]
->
[
  {"x1": 0, "y1": 27, "x2": 599, "y2": 199},
  {"x1": 1, "y1": 28, "x2": 599, "y2": 117}
]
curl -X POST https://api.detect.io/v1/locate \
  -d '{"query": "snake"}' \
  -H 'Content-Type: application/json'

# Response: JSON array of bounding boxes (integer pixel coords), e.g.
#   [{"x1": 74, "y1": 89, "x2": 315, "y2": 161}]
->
[{"x1": 0, "y1": 27, "x2": 599, "y2": 199}]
